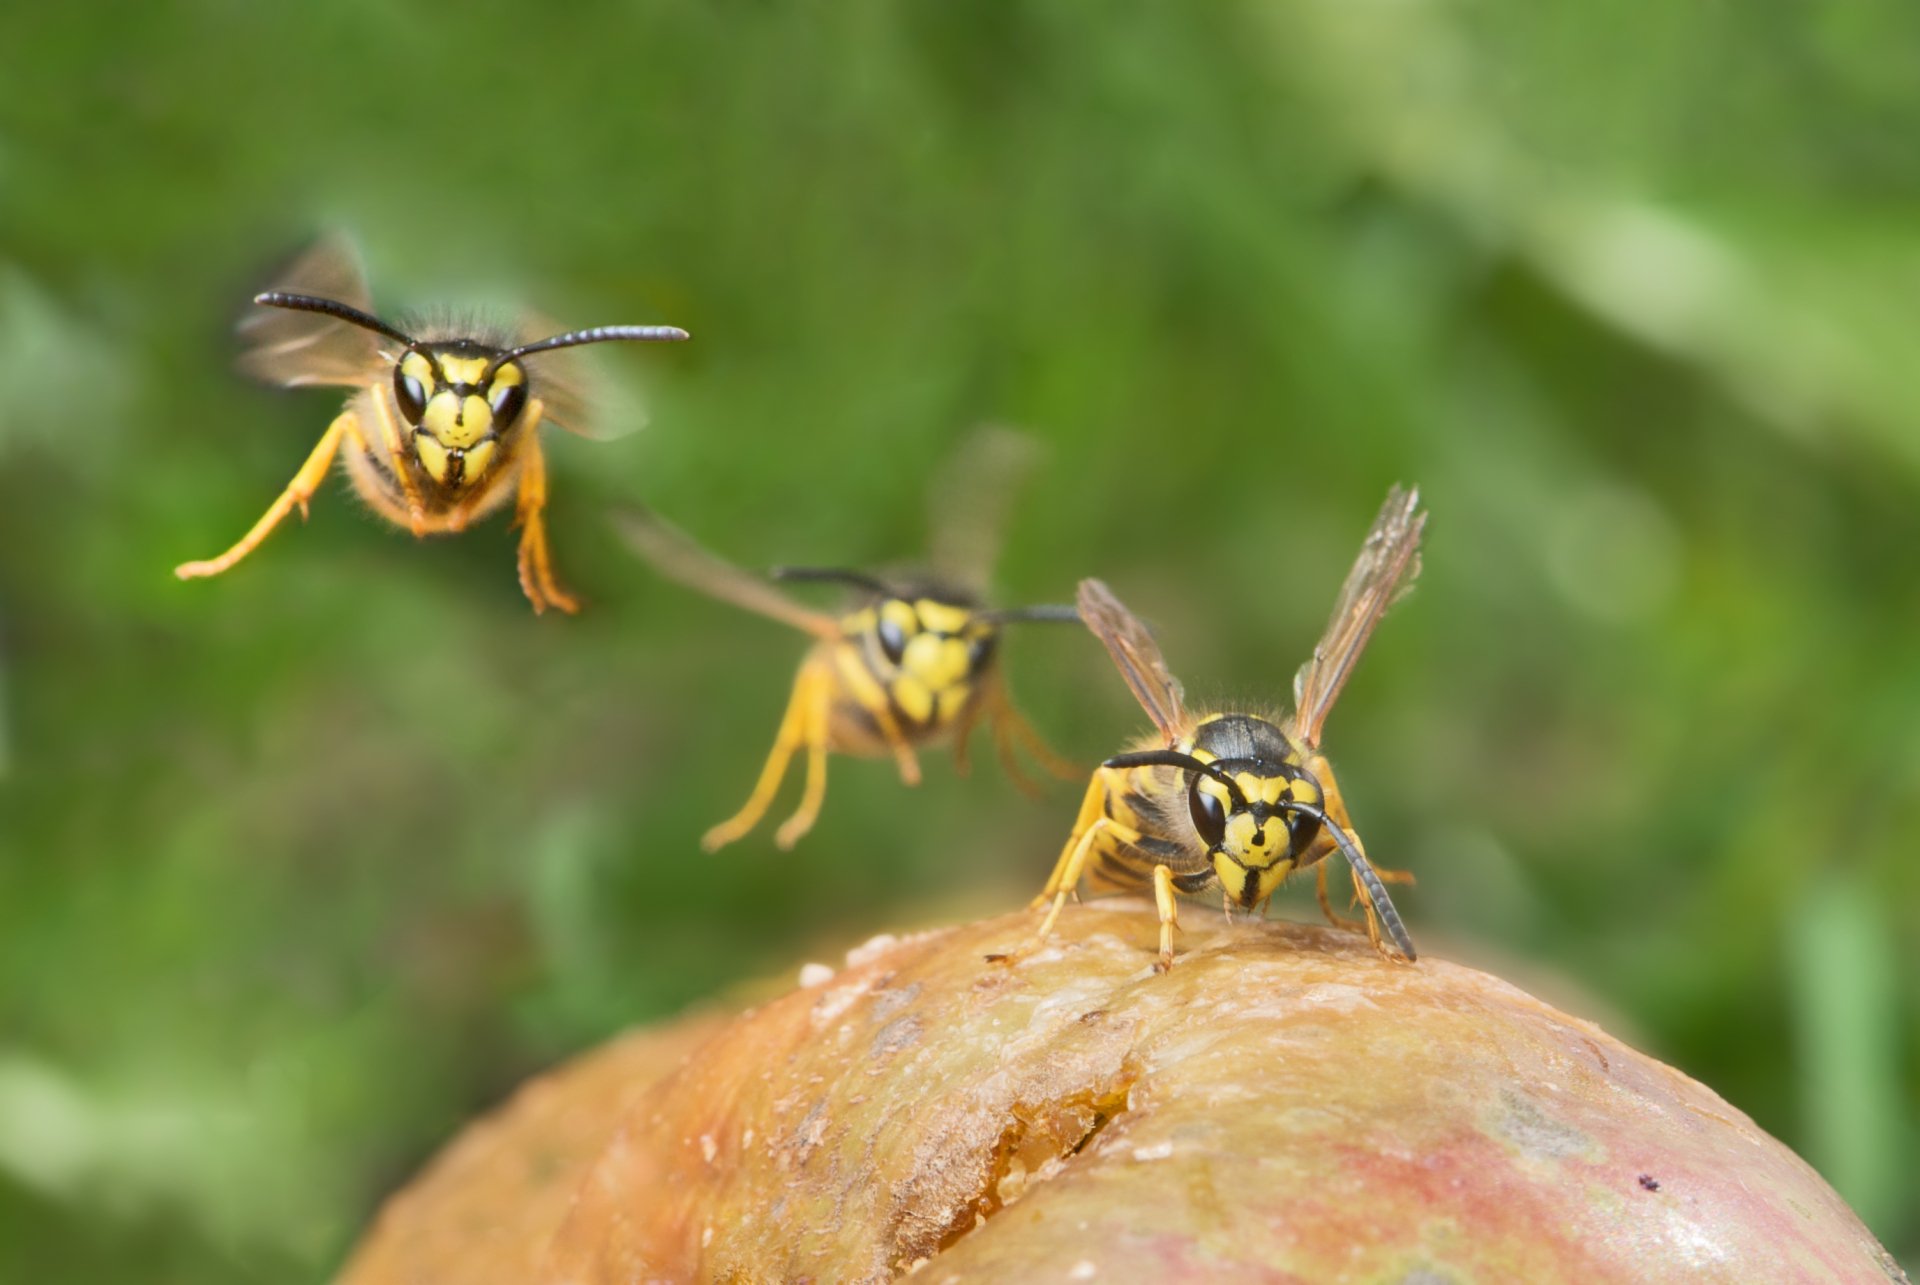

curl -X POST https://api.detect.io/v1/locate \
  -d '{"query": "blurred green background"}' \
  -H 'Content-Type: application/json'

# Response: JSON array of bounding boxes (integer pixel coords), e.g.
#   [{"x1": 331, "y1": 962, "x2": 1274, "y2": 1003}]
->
[{"x1": 2, "y1": 1, "x2": 1917, "y2": 1277}]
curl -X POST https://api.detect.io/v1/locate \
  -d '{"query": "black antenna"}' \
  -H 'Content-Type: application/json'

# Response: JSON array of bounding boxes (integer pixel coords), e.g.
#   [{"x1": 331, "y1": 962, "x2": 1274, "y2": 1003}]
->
[
  {"x1": 1102, "y1": 749, "x2": 1250, "y2": 811},
  {"x1": 771, "y1": 566, "x2": 897, "y2": 598},
  {"x1": 254, "y1": 292, "x2": 418, "y2": 349},
  {"x1": 980, "y1": 604, "x2": 1080, "y2": 625},
  {"x1": 1275, "y1": 800, "x2": 1416, "y2": 961},
  {"x1": 483, "y1": 324, "x2": 689, "y2": 380}
]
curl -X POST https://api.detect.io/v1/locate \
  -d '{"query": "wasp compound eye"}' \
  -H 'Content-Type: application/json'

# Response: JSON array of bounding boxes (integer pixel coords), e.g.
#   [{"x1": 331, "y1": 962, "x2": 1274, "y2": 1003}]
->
[
  {"x1": 966, "y1": 631, "x2": 997, "y2": 674},
  {"x1": 877, "y1": 612, "x2": 910, "y2": 666},
  {"x1": 394, "y1": 364, "x2": 429, "y2": 424},
  {"x1": 488, "y1": 378, "x2": 527, "y2": 429},
  {"x1": 1188, "y1": 777, "x2": 1228, "y2": 848}
]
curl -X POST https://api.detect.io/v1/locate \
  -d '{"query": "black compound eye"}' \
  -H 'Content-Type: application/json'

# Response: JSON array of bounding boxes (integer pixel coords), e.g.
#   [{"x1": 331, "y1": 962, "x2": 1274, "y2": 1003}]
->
[
  {"x1": 489, "y1": 379, "x2": 527, "y2": 427},
  {"x1": 876, "y1": 613, "x2": 910, "y2": 666},
  {"x1": 1188, "y1": 779, "x2": 1228, "y2": 847},
  {"x1": 393, "y1": 366, "x2": 430, "y2": 424},
  {"x1": 966, "y1": 631, "x2": 997, "y2": 674}
]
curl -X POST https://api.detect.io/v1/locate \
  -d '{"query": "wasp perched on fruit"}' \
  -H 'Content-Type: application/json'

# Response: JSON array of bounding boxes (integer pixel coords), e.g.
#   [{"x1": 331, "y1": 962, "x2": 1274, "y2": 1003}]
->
[
  {"x1": 615, "y1": 429, "x2": 1080, "y2": 851},
  {"x1": 175, "y1": 236, "x2": 688, "y2": 613},
  {"x1": 1026, "y1": 485, "x2": 1426, "y2": 969}
]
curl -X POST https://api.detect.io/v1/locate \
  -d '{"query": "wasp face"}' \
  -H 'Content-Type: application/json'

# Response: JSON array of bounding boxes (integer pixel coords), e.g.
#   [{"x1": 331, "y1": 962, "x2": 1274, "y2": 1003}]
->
[
  {"x1": 392, "y1": 343, "x2": 527, "y2": 489},
  {"x1": 1182, "y1": 723, "x2": 1324, "y2": 908},
  {"x1": 862, "y1": 596, "x2": 999, "y2": 728}
]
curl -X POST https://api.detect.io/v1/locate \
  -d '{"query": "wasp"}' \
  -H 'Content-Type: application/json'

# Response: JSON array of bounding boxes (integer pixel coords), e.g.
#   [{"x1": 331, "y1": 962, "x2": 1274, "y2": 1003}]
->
[
  {"x1": 614, "y1": 429, "x2": 1080, "y2": 851},
  {"x1": 175, "y1": 236, "x2": 688, "y2": 613},
  {"x1": 1028, "y1": 485, "x2": 1426, "y2": 969}
]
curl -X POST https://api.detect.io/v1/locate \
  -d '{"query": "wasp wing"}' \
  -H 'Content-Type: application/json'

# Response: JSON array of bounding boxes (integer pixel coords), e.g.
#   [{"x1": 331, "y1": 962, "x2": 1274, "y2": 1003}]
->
[
  {"x1": 237, "y1": 233, "x2": 393, "y2": 389},
  {"x1": 927, "y1": 424, "x2": 1041, "y2": 595},
  {"x1": 1077, "y1": 578, "x2": 1190, "y2": 745},
  {"x1": 614, "y1": 506, "x2": 841, "y2": 640},
  {"x1": 1288, "y1": 485, "x2": 1426, "y2": 750}
]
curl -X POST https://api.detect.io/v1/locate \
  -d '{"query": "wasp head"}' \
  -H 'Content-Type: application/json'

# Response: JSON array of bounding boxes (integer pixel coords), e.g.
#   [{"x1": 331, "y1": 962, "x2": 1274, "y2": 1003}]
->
[
  {"x1": 865, "y1": 594, "x2": 998, "y2": 728},
  {"x1": 392, "y1": 342, "x2": 525, "y2": 489},
  {"x1": 248, "y1": 291, "x2": 689, "y2": 493},
  {"x1": 1184, "y1": 756, "x2": 1326, "y2": 906}
]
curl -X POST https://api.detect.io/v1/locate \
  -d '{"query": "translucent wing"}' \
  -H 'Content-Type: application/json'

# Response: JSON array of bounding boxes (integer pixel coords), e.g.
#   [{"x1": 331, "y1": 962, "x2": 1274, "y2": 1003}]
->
[
  {"x1": 237, "y1": 233, "x2": 394, "y2": 389},
  {"x1": 1077, "y1": 578, "x2": 1190, "y2": 745},
  {"x1": 1288, "y1": 485, "x2": 1426, "y2": 750},
  {"x1": 517, "y1": 311, "x2": 652, "y2": 442},
  {"x1": 928, "y1": 424, "x2": 1041, "y2": 594},
  {"x1": 613, "y1": 506, "x2": 841, "y2": 640}
]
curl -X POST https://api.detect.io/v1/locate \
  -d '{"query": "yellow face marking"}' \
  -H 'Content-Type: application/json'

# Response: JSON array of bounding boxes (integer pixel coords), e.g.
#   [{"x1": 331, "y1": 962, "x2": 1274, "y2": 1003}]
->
[
  {"x1": 1214, "y1": 856, "x2": 1255, "y2": 906},
  {"x1": 400, "y1": 351, "x2": 435, "y2": 387},
  {"x1": 915, "y1": 600, "x2": 971, "y2": 634},
  {"x1": 437, "y1": 355, "x2": 491, "y2": 385},
  {"x1": 902, "y1": 629, "x2": 969, "y2": 691},
  {"x1": 892, "y1": 675, "x2": 935, "y2": 724},
  {"x1": 419, "y1": 392, "x2": 489, "y2": 450},
  {"x1": 461, "y1": 439, "x2": 498, "y2": 485},
  {"x1": 413, "y1": 432, "x2": 453, "y2": 484}
]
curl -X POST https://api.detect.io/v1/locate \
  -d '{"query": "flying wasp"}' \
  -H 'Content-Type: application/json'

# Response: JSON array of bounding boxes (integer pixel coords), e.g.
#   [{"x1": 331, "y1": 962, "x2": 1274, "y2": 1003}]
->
[
  {"x1": 1026, "y1": 485, "x2": 1426, "y2": 969},
  {"x1": 615, "y1": 428, "x2": 1080, "y2": 851},
  {"x1": 175, "y1": 236, "x2": 688, "y2": 613}
]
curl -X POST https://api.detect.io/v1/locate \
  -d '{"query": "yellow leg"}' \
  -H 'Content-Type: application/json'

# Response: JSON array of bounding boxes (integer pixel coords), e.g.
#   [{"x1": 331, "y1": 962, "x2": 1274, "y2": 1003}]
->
[
  {"x1": 512, "y1": 422, "x2": 579, "y2": 615},
  {"x1": 773, "y1": 669, "x2": 834, "y2": 851},
  {"x1": 702, "y1": 660, "x2": 830, "y2": 852},
  {"x1": 1152, "y1": 864, "x2": 1181, "y2": 971},
  {"x1": 1031, "y1": 816, "x2": 1126, "y2": 945},
  {"x1": 176, "y1": 411, "x2": 366, "y2": 580},
  {"x1": 1349, "y1": 864, "x2": 1417, "y2": 959},
  {"x1": 367, "y1": 391, "x2": 429, "y2": 536},
  {"x1": 1030, "y1": 771, "x2": 1116, "y2": 907}
]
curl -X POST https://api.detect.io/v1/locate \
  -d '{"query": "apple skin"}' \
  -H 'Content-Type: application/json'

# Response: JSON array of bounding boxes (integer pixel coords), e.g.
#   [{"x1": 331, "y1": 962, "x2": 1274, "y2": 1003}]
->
[{"x1": 340, "y1": 904, "x2": 1908, "y2": 1285}]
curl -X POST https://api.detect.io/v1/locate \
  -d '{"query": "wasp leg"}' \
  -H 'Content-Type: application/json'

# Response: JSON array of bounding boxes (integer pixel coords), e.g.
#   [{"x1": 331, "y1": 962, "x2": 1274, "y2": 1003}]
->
[
  {"x1": 511, "y1": 419, "x2": 579, "y2": 615},
  {"x1": 703, "y1": 657, "x2": 830, "y2": 852},
  {"x1": 1315, "y1": 861, "x2": 1367, "y2": 932},
  {"x1": 1030, "y1": 816, "x2": 1136, "y2": 947},
  {"x1": 949, "y1": 686, "x2": 985, "y2": 780},
  {"x1": 366, "y1": 389, "x2": 429, "y2": 537},
  {"x1": 773, "y1": 665, "x2": 836, "y2": 850},
  {"x1": 1152, "y1": 864, "x2": 1181, "y2": 972},
  {"x1": 1030, "y1": 771, "x2": 1115, "y2": 908},
  {"x1": 175, "y1": 410, "x2": 368, "y2": 580},
  {"x1": 831, "y1": 647, "x2": 922, "y2": 786},
  {"x1": 980, "y1": 672, "x2": 1078, "y2": 798}
]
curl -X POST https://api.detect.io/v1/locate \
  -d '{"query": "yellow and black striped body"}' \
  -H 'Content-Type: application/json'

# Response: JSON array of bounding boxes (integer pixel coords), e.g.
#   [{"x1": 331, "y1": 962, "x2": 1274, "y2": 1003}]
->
[
  {"x1": 1080, "y1": 713, "x2": 1333, "y2": 910},
  {"x1": 814, "y1": 590, "x2": 1001, "y2": 756}
]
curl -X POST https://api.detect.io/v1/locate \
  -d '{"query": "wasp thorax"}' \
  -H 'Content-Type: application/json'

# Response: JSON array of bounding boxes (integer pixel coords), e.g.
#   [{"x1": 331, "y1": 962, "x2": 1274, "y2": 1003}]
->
[{"x1": 393, "y1": 347, "x2": 526, "y2": 488}]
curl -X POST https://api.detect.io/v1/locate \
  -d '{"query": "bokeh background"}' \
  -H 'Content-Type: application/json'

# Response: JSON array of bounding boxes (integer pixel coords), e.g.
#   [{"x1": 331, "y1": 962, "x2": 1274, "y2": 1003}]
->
[{"x1": 3, "y1": 2, "x2": 1917, "y2": 1278}]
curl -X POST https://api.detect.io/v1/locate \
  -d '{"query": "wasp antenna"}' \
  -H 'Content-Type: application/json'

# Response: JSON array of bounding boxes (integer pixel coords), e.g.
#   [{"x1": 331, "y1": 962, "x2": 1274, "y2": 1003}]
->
[
  {"x1": 982, "y1": 604, "x2": 1081, "y2": 625},
  {"x1": 770, "y1": 566, "x2": 896, "y2": 598},
  {"x1": 1102, "y1": 749, "x2": 1250, "y2": 811},
  {"x1": 484, "y1": 324, "x2": 690, "y2": 380},
  {"x1": 253, "y1": 292, "x2": 418, "y2": 348},
  {"x1": 1280, "y1": 801, "x2": 1416, "y2": 961}
]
